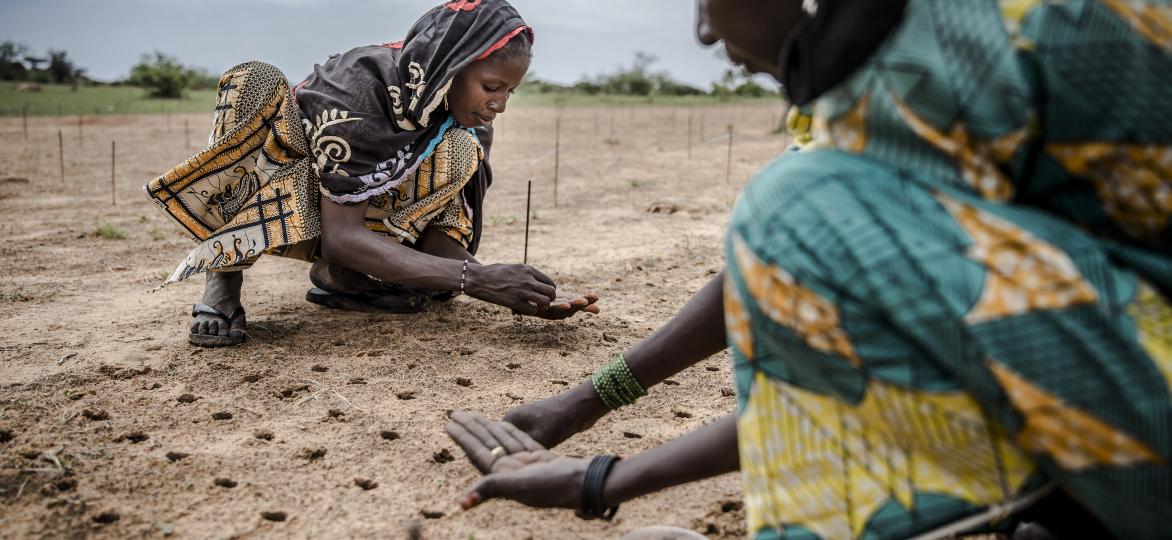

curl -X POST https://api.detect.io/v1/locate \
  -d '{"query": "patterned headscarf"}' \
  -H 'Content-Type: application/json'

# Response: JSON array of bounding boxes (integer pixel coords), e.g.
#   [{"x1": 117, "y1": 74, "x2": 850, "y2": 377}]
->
[{"x1": 296, "y1": 0, "x2": 532, "y2": 203}]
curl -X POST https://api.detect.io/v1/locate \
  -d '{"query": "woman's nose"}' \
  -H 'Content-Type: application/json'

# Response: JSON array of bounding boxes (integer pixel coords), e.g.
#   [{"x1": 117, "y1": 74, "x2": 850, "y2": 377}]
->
[
  {"x1": 488, "y1": 98, "x2": 506, "y2": 114},
  {"x1": 696, "y1": 0, "x2": 718, "y2": 46}
]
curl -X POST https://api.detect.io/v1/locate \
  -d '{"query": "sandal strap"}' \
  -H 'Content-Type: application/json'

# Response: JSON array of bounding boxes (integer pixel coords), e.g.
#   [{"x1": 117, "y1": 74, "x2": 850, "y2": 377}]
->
[{"x1": 192, "y1": 303, "x2": 245, "y2": 322}]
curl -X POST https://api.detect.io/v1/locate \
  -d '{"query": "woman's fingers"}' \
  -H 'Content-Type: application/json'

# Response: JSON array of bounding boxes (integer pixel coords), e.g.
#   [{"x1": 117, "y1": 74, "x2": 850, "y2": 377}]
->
[
  {"x1": 500, "y1": 421, "x2": 547, "y2": 452},
  {"x1": 532, "y1": 281, "x2": 556, "y2": 301},
  {"x1": 526, "y1": 266, "x2": 557, "y2": 288},
  {"x1": 445, "y1": 420, "x2": 498, "y2": 473},
  {"x1": 583, "y1": 304, "x2": 601, "y2": 314},
  {"x1": 485, "y1": 421, "x2": 527, "y2": 455}
]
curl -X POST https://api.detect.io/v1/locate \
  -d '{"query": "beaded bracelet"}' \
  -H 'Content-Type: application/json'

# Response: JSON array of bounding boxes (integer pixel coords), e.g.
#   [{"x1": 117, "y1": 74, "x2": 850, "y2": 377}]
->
[
  {"x1": 457, "y1": 259, "x2": 468, "y2": 296},
  {"x1": 591, "y1": 354, "x2": 647, "y2": 410}
]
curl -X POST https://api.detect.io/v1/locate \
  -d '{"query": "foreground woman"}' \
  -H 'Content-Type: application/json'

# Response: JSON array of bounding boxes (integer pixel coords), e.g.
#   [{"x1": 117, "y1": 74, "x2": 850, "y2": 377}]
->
[
  {"x1": 146, "y1": 0, "x2": 598, "y2": 347},
  {"x1": 447, "y1": 0, "x2": 1172, "y2": 538}
]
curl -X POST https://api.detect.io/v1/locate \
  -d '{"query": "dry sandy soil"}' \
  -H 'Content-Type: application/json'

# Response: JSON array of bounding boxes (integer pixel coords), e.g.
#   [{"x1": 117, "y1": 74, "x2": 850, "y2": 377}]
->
[{"x1": 0, "y1": 104, "x2": 792, "y2": 539}]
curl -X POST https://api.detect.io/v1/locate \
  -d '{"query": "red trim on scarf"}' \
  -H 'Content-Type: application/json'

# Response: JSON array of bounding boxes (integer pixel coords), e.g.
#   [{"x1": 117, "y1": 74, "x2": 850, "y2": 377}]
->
[
  {"x1": 475, "y1": 25, "x2": 532, "y2": 61},
  {"x1": 445, "y1": 0, "x2": 482, "y2": 12},
  {"x1": 291, "y1": 80, "x2": 308, "y2": 105},
  {"x1": 381, "y1": 40, "x2": 404, "y2": 49}
]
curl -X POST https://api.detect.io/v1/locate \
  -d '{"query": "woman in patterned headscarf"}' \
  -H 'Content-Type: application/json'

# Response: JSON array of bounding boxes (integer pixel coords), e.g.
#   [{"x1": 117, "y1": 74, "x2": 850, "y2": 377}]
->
[
  {"x1": 445, "y1": 1, "x2": 1172, "y2": 539},
  {"x1": 147, "y1": 0, "x2": 598, "y2": 347}
]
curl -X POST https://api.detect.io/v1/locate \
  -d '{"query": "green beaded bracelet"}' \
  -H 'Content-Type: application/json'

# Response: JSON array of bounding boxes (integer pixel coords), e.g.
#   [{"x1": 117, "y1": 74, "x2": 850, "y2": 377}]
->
[{"x1": 591, "y1": 354, "x2": 647, "y2": 410}]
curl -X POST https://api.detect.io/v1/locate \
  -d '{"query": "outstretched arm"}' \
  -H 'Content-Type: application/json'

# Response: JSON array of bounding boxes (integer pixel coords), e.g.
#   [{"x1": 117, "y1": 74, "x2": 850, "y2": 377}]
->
[
  {"x1": 506, "y1": 272, "x2": 727, "y2": 447},
  {"x1": 447, "y1": 411, "x2": 739, "y2": 511},
  {"x1": 320, "y1": 198, "x2": 595, "y2": 318}
]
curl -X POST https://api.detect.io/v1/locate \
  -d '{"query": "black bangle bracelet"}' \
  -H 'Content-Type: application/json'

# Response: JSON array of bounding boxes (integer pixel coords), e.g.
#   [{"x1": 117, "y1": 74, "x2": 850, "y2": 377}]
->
[{"x1": 579, "y1": 454, "x2": 621, "y2": 520}]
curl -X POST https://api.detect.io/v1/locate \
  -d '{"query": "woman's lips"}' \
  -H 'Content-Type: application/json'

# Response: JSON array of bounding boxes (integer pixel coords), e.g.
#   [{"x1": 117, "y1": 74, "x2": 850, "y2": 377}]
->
[{"x1": 473, "y1": 112, "x2": 494, "y2": 126}]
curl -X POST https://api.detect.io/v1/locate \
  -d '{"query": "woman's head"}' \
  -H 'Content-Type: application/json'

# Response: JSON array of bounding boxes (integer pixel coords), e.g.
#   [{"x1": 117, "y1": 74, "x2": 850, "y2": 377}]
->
[
  {"x1": 696, "y1": 0, "x2": 805, "y2": 81},
  {"x1": 447, "y1": 33, "x2": 531, "y2": 128}
]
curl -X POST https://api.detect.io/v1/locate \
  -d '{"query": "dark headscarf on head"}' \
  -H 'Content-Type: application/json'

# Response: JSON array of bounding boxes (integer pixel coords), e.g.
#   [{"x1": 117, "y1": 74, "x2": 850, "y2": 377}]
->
[
  {"x1": 778, "y1": 0, "x2": 906, "y2": 106},
  {"x1": 296, "y1": 0, "x2": 532, "y2": 253}
]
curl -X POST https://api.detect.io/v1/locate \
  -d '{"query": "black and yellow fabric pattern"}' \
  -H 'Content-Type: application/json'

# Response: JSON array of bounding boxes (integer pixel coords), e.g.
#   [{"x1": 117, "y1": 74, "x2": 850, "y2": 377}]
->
[{"x1": 144, "y1": 61, "x2": 481, "y2": 284}]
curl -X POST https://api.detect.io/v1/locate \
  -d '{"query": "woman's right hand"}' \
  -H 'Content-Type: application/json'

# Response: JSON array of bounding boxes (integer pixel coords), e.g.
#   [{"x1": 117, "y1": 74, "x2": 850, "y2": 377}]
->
[{"x1": 464, "y1": 263, "x2": 558, "y2": 315}]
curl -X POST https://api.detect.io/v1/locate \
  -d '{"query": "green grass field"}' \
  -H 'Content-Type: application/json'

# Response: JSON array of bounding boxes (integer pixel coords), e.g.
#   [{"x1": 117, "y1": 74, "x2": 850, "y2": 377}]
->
[
  {"x1": 0, "y1": 82, "x2": 783, "y2": 117},
  {"x1": 0, "y1": 83, "x2": 217, "y2": 116}
]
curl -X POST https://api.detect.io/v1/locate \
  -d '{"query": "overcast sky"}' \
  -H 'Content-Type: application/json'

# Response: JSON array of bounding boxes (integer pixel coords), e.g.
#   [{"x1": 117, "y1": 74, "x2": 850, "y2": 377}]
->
[{"x1": 0, "y1": 0, "x2": 772, "y2": 89}]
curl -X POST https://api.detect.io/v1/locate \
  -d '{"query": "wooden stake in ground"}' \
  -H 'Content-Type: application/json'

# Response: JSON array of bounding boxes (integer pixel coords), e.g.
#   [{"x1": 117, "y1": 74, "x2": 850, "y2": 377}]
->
[
  {"x1": 111, "y1": 141, "x2": 117, "y2": 206},
  {"x1": 167, "y1": 109, "x2": 172, "y2": 133},
  {"x1": 687, "y1": 113, "x2": 693, "y2": 159},
  {"x1": 58, "y1": 130, "x2": 64, "y2": 184},
  {"x1": 725, "y1": 125, "x2": 734, "y2": 185},
  {"x1": 523, "y1": 180, "x2": 532, "y2": 265},
  {"x1": 77, "y1": 114, "x2": 83, "y2": 144},
  {"x1": 553, "y1": 115, "x2": 561, "y2": 207},
  {"x1": 21, "y1": 106, "x2": 28, "y2": 140},
  {"x1": 185, "y1": 118, "x2": 190, "y2": 148}
]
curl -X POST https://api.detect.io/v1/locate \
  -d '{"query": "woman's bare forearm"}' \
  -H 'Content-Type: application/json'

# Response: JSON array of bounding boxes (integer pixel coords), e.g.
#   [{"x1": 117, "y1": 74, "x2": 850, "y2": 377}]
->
[
  {"x1": 320, "y1": 201, "x2": 465, "y2": 291},
  {"x1": 625, "y1": 271, "x2": 727, "y2": 386},
  {"x1": 602, "y1": 413, "x2": 739, "y2": 506}
]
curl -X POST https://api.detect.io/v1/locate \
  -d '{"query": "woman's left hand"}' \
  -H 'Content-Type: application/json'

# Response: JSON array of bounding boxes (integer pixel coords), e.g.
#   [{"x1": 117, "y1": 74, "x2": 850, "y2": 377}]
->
[
  {"x1": 533, "y1": 290, "x2": 601, "y2": 320},
  {"x1": 446, "y1": 411, "x2": 585, "y2": 510}
]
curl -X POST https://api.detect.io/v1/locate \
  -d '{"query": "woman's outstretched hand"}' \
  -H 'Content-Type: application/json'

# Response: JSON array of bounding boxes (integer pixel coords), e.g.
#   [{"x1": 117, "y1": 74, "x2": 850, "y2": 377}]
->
[
  {"x1": 465, "y1": 263, "x2": 599, "y2": 319},
  {"x1": 445, "y1": 411, "x2": 587, "y2": 510}
]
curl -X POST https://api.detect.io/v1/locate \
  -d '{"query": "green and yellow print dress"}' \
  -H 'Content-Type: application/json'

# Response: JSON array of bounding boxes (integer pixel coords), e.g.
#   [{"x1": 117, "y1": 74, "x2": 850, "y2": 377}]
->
[{"x1": 725, "y1": 1, "x2": 1172, "y2": 538}]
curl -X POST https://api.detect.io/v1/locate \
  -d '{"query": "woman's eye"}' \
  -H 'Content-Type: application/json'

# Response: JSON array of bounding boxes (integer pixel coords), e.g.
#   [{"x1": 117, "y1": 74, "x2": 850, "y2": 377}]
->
[{"x1": 483, "y1": 85, "x2": 500, "y2": 92}]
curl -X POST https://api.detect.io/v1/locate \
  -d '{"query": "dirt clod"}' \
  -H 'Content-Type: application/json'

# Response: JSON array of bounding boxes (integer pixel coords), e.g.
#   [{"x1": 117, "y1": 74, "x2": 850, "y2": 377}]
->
[
  {"x1": 82, "y1": 408, "x2": 109, "y2": 421},
  {"x1": 674, "y1": 411, "x2": 693, "y2": 419},
  {"x1": 310, "y1": 364, "x2": 328, "y2": 372},
  {"x1": 506, "y1": 362, "x2": 521, "y2": 369},
  {"x1": 92, "y1": 511, "x2": 121, "y2": 524},
  {"x1": 721, "y1": 500, "x2": 743, "y2": 513},
  {"x1": 354, "y1": 477, "x2": 378, "y2": 490},
  {"x1": 327, "y1": 409, "x2": 345, "y2": 418},
  {"x1": 455, "y1": 377, "x2": 472, "y2": 387},
  {"x1": 297, "y1": 447, "x2": 327, "y2": 461},
  {"x1": 396, "y1": 391, "x2": 416, "y2": 400},
  {"x1": 254, "y1": 430, "x2": 274, "y2": 441},
  {"x1": 705, "y1": 366, "x2": 720, "y2": 372},
  {"x1": 380, "y1": 431, "x2": 400, "y2": 441},
  {"x1": 420, "y1": 509, "x2": 445, "y2": 519},
  {"x1": 214, "y1": 478, "x2": 237, "y2": 488},
  {"x1": 432, "y1": 448, "x2": 454, "y2": 464},
  {"x1": 260, "y1": 511, "x2": 287, "y2": 522},
  {"x1": 348, "y1": 377, "x2": 367, "y2": 385},
  {"x1": 177, "y1": 394, "x2": 198, "y2": 404},
  {"x1": 116, "y1": 431, "x2": 149, "y2": 443},
  {"x1": 165, "y1": 451, "x2": 188, "y2": 462},
  {"x1": 242, "y1": 374, "x2": 262, "y2": 383},
  {"x1": 602, "y1": 332, "x2": 618, "y2": 343},
  {"x1": 720, "y1": 387, "x2": 735, "y2": 397},
  {"x1": 622, "y1": 431, "x2": 643, "y2": 439},
  {"x1": 0, "y1": 429, "x2": 13, "y2": 443},
  {"x1": 662, "y1": 379, "x2": 680, "y2": 386},
  {"x1": 211, "y1": 411, "x2": 233, "y2": 420},
  {"x1": 54, "y1": 477, "x2": 78, "y2": 492}
]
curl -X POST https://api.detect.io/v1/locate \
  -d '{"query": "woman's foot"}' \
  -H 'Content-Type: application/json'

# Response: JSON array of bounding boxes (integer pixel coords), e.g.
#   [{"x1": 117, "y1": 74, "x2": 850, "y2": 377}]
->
[
  {"x1": 189, "y1": 271, "x2": 247, "y2": 347},
  {"x1": 307, "y1": 260, "x2": 430, "y2": 313}
]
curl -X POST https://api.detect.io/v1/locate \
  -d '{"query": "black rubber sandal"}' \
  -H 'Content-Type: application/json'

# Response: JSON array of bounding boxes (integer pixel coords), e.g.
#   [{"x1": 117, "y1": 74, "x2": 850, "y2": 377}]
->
[
  {"x1": 305, "y1": 287, "x2": 429, "y2": 314},
  {"x1": 188, "y1": 303, "x2": 247, "y2": 347}
]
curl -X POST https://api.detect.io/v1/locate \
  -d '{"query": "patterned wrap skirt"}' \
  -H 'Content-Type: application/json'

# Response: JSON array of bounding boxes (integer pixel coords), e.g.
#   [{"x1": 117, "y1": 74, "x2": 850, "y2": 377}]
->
[
  {"x1": 144, "y1": 61, "x2": 481, "y2": 284},
  {"x1": 724, "y1": 0, "x2": 1172, "y2": 538}
]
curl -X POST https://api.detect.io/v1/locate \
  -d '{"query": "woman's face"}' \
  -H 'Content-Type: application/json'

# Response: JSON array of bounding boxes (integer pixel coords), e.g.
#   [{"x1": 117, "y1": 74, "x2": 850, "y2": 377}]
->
[
  {"x1": 447, "y1": 54, "x2": 529, "y2": 129},
  {"x1": 696, "y1": 0, "x2": 804, "y2": 81}
]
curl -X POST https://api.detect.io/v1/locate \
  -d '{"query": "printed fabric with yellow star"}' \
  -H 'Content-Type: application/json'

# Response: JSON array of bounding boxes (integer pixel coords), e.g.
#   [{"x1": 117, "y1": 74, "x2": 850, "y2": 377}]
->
[{"x1": 725, "y1": 1, "x2": 1172, "y2": 538}]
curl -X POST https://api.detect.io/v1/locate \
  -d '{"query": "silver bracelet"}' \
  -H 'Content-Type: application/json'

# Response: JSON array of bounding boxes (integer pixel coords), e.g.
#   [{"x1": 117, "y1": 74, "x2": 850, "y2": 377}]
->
[{"x1": 458, "y1": 259, "x2": 469, "y2": 295}]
